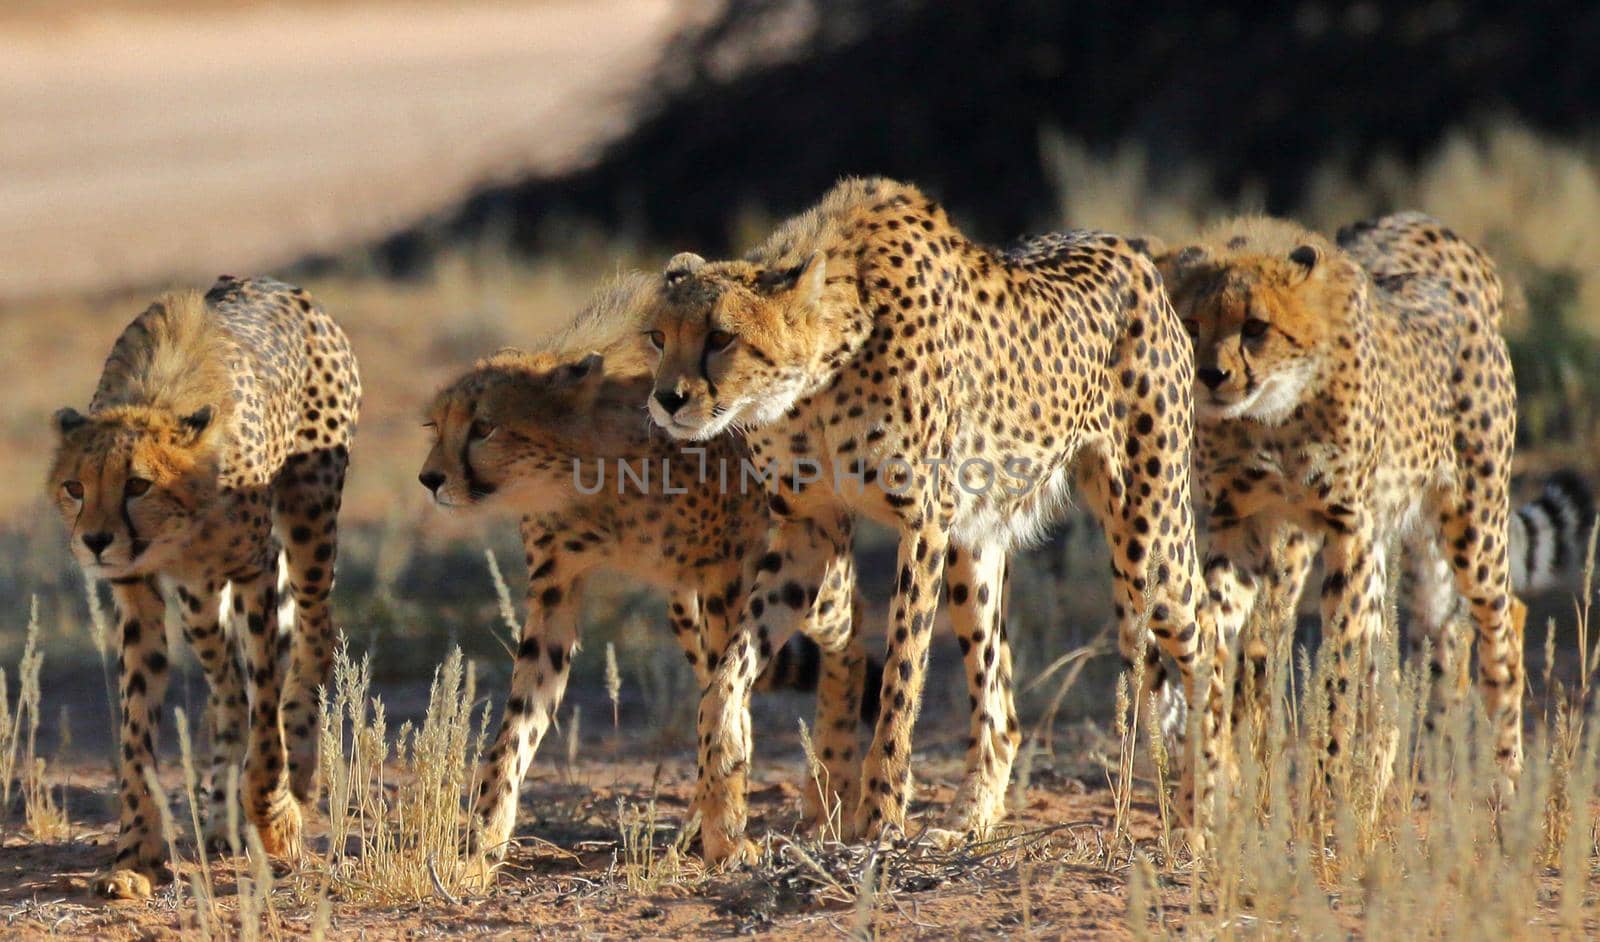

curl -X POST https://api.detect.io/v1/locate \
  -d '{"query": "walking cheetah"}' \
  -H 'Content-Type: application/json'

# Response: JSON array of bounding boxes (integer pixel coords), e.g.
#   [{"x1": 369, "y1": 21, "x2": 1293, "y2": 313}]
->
[
  {"x1": 1157, "y1": 213, "x2": 1527, "y2": 779},
  {"x1": 48, "y1": 277, "x2": 359, "y2": 898},
  {"x1": 418, "y1": 273, "x2": 876, "y2": 860},
  {"x1": 642, "y1": 178, "x2": 1225, "y2": 863},
  {"x1": 1220, "y1": 471, "x2": 1589, "y2": 741}
]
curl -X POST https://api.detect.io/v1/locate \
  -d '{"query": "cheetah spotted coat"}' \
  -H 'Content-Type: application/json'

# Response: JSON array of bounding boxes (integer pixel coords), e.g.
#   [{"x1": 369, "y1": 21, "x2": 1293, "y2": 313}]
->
[
  {"x1": 644, "y1": 178, "x2": 1224, "y2": 862},
  {"x1": 1161, "y1": 213, "x2": 1525, "y2": 784},
  {"x1": 48, "y1": 276, "x2": 358, "y2": 897},
  {"x1": 417, "y1": 276, "x2": 875, "y2": 860}
]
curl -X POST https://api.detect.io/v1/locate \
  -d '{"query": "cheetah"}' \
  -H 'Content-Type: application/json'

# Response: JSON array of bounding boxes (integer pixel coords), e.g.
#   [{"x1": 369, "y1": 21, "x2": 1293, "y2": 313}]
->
[
  {"x1": 642, "y1": 177, "x2": 1225, "y2": 864},
  {"x1": 1157, "y1": 212, "x2": 1529, "y2": 781},
  {"x1": 418, "y1": 273, "x2": 876, "y2": 861},
  {"x1": 47, "y1": 277, "x2": 359, "y2": 898}
]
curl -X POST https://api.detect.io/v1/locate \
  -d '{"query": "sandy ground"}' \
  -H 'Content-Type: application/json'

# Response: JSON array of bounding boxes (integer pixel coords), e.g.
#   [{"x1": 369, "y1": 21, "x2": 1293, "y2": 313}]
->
[
  {"x1": 0, "y1": 1, "x2": 686, "y2": 303},
  {"x1": 0, "y1": 752, "x2": 1171, "y2": 940}
]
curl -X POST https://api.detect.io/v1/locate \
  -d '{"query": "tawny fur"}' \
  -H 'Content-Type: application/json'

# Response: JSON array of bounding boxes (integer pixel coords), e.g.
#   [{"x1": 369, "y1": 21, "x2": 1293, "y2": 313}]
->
[
  {"x1": 419, "y1": 273, "x2": 875, "y2": 861},
  {"x1": 47, "y1": 277, "x2": 359, "y2": 898},
  {"x1": 1160, "y1": 212, "x2": 1526, "y2": 784},
  {"x1": 644, "y1": 177, "x2": 1225, "y2": 863},
  {"x1": 91, "y1": 290, "x2": 236, "y2": 419}
]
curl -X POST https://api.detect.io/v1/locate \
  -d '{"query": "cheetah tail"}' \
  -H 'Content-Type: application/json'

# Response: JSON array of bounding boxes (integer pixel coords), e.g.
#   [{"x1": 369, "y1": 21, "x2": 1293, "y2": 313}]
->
[{"x1": 1508, "y1": 470, "x2": 1596, "y2": 594}]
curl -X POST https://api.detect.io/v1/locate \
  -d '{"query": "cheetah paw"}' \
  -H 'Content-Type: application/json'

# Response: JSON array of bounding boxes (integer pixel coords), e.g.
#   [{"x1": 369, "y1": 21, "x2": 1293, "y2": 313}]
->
[
  {"x1": 251, "y1": 799, "x2": 304, "y2": 860},
  {"x1": 703, "y1": 836, "x2": 761, "y2": 870},
  {"x1": 93, "y1": 866, "x2": 159, "y2": 900},
  {"x1": 920, "y1": 826, "x2": 974, "y2": 853},
  {"x1": 460, "y1": 853, "x2": 501, "y2": 891}
]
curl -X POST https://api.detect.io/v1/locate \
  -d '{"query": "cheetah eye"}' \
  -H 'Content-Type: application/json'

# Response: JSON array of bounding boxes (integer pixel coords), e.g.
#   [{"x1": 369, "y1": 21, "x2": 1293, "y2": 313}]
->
[
  {"x1": 62, "y1": 480, "x2": 84, "y2": 500},
  {"x1": 125, "y1": 477, "x2": 152, "y2": 499},
  {"x1": 1241, "y1": 318, "x2": 1269, "y2": 339},
  {"x1": 1182, "y1": 318, "x2": 1200, "y2": 339},
  {"x1": 706, "y1": 329, "x2": 735, "y2": 352},
  {"x1": 469, "y1": 419, "x2": 496, "y2": 441},
  {"x1": 421, "y1": 420, "x2": 437, "y2": 432},
  {"x1": 645, "y1": 330, "x2": 666, "y2": 351}
]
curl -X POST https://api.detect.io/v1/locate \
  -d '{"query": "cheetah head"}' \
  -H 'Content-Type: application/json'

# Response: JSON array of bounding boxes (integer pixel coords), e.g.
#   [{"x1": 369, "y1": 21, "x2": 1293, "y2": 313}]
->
[
  {"x1": 643, "y1": 250, "x2": 831, "y2": 440},
  {"x1": 48, "y1": 404, "x2": 223, "y2": 578},
  {"x1": 420, "y1": 349, "x2": 651, "y2": 512},
  {"x1": 1159, "y1": 226, "x2": 1357, "y2": 426}
]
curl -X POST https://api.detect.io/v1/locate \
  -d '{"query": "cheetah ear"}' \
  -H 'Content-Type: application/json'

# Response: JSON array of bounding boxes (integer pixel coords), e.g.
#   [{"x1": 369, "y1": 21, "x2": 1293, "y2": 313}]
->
[
  {"x1": 759, "y1": 252, "x2": 828, "y2": 310},
  {"x1": 663, "y1": 253, "x2": 706, "y2": 287},
  {"x1": 53, "y1": 407, "x2": 89, "y2": 436},
  {"x1": 179, "y1": 405, "x2": 214, "y2": 442},
  {"x1": 1126, "y1": 234, "x2": 1166, "y2": 260},
  {"x1": 795, "y1": 252, "x2": 828, "y2": 307},
  {"x1": 1154, "y1": 244, "x2": 1213, "y2": 293},
  {"x1": 1288, "y1": 243, "x2": 1322, "y2": 274},
  {"x1": 555, "y1": 352, "x2": 604, "y2": 387}
]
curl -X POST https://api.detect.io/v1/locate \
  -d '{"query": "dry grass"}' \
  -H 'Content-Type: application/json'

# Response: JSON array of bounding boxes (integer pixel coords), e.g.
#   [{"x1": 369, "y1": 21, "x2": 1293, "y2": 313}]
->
[
  {"x1": 310, "y1": 642, "x2": 491, "y2": 904},
  {"x1": 0, "y1": 552, "x2": 1597, "y2": 937},
  {"x1": 1111, "y1": 538, "x2": 1600, "y2": 939},
  {"x1": 613, "y1": 792, "x2": 702, "y2": 897},
  {"x1": 1, "y1": 119, "x2": 1599, "y2": 937},
  {"x1": 1, "y1": 599, "x2": 70, "y2": 842}
]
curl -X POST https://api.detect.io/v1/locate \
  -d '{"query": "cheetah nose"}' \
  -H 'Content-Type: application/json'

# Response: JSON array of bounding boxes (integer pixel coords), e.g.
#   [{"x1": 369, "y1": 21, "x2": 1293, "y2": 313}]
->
[
  {"x1": 418, "y1": 471, "x2": 446, "y2": 494},
  {"x1": 655, "y1": 389, "x2": 688, "y2": 416},
  {"x1": 82, "y1": 531, "x2": 113, "y2": 558},
  {"x1": 1197, "y1": 367, "x2": 1229, "y2": 390}
]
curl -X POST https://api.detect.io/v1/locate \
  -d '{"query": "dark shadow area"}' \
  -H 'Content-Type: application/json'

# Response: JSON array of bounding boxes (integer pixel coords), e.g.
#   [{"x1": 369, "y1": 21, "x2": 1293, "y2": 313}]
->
[{"x1": 306, "y1": 0, "x2": 1600, "y2": 277}]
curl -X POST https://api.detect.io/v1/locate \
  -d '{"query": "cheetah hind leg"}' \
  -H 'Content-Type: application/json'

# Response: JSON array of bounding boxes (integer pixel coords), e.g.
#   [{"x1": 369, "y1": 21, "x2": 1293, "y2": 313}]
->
[
  {"x1": 234, "y1": 557, "x2": 305, "y2": 863},
  {"x1": 179, "y1": 576, "x2": 251, "y2": 853},
  {"x1": 797, "y1": 572, "x2": 868, "y2": 838},
  {"x1": 274, "y1": 446, "x2": 350, "y2": 806}
]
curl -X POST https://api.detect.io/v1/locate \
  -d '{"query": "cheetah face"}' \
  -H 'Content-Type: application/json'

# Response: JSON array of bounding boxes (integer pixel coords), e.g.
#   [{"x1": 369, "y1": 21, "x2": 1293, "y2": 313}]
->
[
  {"x1": 644, "y1": 252, "x2": 828, "y2": 440},
  {"x1": 421, "y1": 351, "x2": 630, "y2": 512},
  {"x1": 419, "y1": 393, "x2": 505, "y2": 511},
  {"x1": 1163, "y1": 243, "x2": 1337, "y2": 427},
  {"x1": 48, "y1": 406, "x2": 222, "y2": 578}
]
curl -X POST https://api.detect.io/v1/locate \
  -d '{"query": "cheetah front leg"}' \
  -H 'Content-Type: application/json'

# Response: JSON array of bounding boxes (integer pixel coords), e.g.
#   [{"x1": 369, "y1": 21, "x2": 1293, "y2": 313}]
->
[
  {"x1": 932, "y1": 542, "x2": 1019, "y2": 843},
  {"x1": 667, "y1": 591, "x2": 712, "y2": 687},
  {"x1": 853, "y1": 515, "x2": 951, "y2": 846},
  {"x1": 1234, "y1": 527, "x2": 1317, "y2": 750},
  {"x1": 274, "y1": 447, "x2": 349, "y2": 804},
  {"x1": 234, "y1": 553, "x2": 302, "y2": 860},
  {"x1": 692, "y1": 514, "x2": 852, "y2": 866},
  {"x1": 1437, "y1": 493, "x2": 1525, "y2": 781},
  {"x1": 1078, "y1": 443, "x2": 1224, "y2": 838},
  {"x1": 1192, "y1": 521, "x2": 1315, "y2": 782},
  {"x1": 94, "y1": 577, "x2": 172, "y2": 899},
  {"x1": 172, "y1": 579, "x2": 248, "y2": 849},
  {"x1": 1403, "y1": 526, "x2": 1471, "y2": 731},
  {"x1": 470, "y1": 525, "x2": 585, "y2": 861},
  {"x1": 1319, "y1": 519, "x2": 1398, "y2": 798}
]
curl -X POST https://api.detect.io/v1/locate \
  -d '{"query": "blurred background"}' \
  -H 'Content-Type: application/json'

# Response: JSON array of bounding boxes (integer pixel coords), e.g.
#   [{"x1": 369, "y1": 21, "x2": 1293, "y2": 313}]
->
[{"x1": 3, "y1": 0, "x2": 1598, "y2": 753}]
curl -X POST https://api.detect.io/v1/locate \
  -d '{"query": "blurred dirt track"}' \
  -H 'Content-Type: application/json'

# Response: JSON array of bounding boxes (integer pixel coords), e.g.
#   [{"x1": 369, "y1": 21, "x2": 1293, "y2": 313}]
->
[{"x1": 0, "y1": 0, "x2": 679, "y2": 302}]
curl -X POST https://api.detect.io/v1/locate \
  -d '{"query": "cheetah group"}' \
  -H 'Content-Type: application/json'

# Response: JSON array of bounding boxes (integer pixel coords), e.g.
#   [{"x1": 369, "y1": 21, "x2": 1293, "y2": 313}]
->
[{"x1": 47, "y1": 179, "x2": 1592, "y2": 897}]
